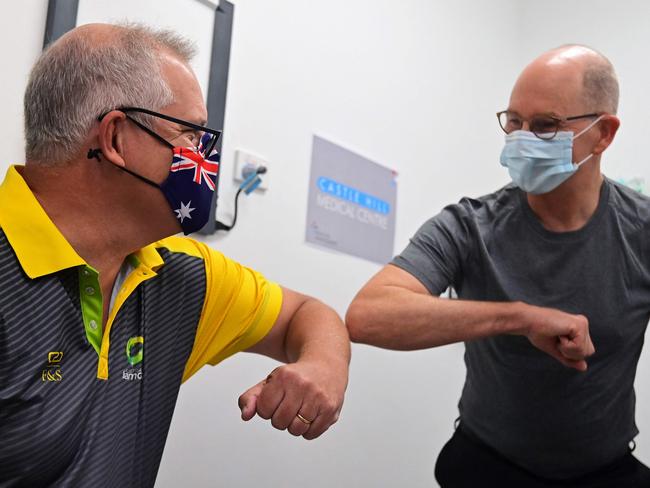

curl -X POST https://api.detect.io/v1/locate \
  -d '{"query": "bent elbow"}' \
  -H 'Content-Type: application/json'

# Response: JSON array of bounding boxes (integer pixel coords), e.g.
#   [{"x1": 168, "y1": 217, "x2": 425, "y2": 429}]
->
[{"x1": 345, "y1": 301, "x2": 372, "y2": 344}]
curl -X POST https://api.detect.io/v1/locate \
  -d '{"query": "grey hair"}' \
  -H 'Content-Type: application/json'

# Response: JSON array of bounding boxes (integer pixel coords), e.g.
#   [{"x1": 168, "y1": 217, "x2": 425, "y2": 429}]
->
[
  {"x1": 582, "y1": 56, "x2": 619, "y2": 115},
  {"x1": 24, "y1": 23, "x2": 197, "y2": 163}
]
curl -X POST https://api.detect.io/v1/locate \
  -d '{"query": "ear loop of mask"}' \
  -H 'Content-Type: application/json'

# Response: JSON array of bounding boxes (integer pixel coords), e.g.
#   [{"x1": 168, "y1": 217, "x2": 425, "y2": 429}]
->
[
  {"x1": 87, "y1": 114, "x2": 174, "y2": 190},
  {"x1": 87, "y1": 146, "x2": 162, "y2": 190},
  {"x1": 572, "y1": 114, "x2": 605, "y2": 167}
]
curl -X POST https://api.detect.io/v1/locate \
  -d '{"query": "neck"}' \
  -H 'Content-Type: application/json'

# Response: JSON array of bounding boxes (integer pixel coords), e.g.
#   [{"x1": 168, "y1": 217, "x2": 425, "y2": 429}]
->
[
  {"x1": 526, "y1": 161, "x2": 604, "y2": 232},
  {"x1": 21, "y1": 160, "x2": 179, "y2": 273}
]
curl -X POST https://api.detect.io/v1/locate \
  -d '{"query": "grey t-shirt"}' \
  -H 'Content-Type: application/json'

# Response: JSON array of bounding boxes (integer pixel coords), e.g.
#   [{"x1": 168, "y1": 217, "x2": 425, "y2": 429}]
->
[{"x1": 392, "y1": 179, "x2": 650, "y2": 479}]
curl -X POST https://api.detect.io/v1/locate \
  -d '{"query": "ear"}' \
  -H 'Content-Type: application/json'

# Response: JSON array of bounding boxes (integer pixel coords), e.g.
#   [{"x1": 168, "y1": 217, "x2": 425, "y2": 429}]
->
[
  {"x1": 592, "y1": 114, "x2": 620, "y2": 156},
  {"x1": 97, "y1": 111, "x2": 129, "y2": 168}
]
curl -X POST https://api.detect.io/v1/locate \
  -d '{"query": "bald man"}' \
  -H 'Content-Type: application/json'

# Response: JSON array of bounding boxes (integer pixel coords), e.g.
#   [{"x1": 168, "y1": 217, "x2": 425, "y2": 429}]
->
[
  {"x1": 0, "y1": 23, "x2": 350, "y2": 487},
  {"x1": 347, "y1": 45, "x2": 650, "y2": 487}
]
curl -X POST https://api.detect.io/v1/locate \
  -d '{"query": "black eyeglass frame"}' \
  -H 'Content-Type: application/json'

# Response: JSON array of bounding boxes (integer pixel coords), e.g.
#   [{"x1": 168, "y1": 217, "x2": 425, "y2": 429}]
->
[
  {"x1": 98, "y1": 106, "x2": 223, "y2": 155},
  {"x1": 496, "y1": 110, "x2": 602, "y2": 140}
]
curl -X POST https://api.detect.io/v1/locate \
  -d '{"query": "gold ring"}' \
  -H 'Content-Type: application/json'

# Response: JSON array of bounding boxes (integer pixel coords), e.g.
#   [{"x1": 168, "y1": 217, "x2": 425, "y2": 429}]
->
[{"x1": 296, "y1": 413, "x2": 312, "y2": 425}]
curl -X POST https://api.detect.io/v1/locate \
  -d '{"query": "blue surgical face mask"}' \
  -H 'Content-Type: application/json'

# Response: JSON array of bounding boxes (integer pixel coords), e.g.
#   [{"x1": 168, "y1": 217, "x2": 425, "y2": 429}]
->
[{"x1": 499, "y1": 115, "x2": 604, "y2": 195}]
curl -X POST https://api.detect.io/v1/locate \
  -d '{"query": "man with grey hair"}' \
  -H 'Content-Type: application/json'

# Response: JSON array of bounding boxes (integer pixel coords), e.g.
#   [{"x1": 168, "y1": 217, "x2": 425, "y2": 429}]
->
[
  {"x1": 0, "y1": 23, "x2": 350, "y2": 487},
  {"x1": 348, "y1": 45, "x2": 650, "y2": 486}
]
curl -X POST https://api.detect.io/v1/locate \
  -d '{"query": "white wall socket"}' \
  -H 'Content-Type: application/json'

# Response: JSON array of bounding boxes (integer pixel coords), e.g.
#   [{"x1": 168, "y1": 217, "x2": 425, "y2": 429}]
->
[{"x1": 233, "y1": 149, "x2": 269, "y2": 191}]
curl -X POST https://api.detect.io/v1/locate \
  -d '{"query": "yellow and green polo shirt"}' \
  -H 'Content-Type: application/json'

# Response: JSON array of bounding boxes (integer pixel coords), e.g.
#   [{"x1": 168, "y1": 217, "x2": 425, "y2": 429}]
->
[{"x1": 0, "y1": 165, "x2": 283, "y2": 487}]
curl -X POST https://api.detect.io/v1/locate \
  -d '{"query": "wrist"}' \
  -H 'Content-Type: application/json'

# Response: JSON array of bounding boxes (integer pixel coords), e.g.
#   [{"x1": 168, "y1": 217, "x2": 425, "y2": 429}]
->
[
  {"x1": 295, "y1": 352, "x2": 350, "y2": 372},
  {"x1": 290, "y1": 356, "x2": 349, "y2": 394},
  {"x1": 498, "y1": 301, "x2": 530, "y2": 336}
]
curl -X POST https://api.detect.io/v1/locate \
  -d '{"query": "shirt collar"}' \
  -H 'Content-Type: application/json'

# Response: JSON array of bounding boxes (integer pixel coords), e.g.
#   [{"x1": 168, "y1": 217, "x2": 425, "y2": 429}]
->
[
  {"x1": 0, "y1": 165, "x2": 165, "y2": 278},
  {"x1": 133, "y1": 243, "x2": 165, "y2": 273}
]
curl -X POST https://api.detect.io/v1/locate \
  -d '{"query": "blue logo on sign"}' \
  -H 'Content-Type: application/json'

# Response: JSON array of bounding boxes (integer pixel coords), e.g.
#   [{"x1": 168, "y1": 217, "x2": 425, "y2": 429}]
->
[{"x1": 317, "y1": 177, "x2": 390, "y2": 214}]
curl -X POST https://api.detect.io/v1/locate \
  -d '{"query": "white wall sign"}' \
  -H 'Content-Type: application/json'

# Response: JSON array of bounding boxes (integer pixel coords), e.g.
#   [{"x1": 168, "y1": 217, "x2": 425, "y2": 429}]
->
[{"x1": 306, "y1": 135, "x2": 397, "y2": 264}]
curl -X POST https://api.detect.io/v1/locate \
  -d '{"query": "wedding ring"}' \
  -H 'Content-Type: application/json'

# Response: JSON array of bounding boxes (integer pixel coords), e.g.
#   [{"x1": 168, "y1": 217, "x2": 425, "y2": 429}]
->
[{"x1": 296, "y1": 413, "x2": 313, "y2": 425}]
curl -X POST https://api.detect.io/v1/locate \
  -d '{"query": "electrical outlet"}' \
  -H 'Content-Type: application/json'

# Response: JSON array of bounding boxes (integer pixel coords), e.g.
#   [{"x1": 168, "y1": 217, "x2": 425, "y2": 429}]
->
[{"x1": 233, "y1": 149, "x2": 269, "y2": 191}]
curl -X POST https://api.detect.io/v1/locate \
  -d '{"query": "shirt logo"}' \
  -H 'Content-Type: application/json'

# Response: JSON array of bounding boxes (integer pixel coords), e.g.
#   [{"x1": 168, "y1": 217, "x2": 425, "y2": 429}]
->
[
  {"x1": 42, "y1": 351, "x2": 63, "y2": 382},
  {"x1": 126, "y1": 336, "x2": 144, "y2": 366},
  {"x1": 122, "y1": 336, "x2": 144, "y2": 381}
]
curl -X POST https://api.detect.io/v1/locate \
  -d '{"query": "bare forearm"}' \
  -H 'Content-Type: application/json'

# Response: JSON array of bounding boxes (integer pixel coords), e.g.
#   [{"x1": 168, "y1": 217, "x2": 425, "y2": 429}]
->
[
  {"x1": 284, "y1": 298, "x2": 351, "y2": 368},
  {"x1": 346, "y1": 285, "x2": 525, "y2": 350}
]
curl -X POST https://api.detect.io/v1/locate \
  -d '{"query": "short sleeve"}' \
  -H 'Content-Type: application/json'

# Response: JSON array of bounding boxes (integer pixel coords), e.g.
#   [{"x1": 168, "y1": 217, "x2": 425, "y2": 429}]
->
[
  {"x1": 181, "y1": 241, "x2": 283, "y2": 382},
  {"x1": 391, "y1": 203, "x2": 471, "y2": 295}
]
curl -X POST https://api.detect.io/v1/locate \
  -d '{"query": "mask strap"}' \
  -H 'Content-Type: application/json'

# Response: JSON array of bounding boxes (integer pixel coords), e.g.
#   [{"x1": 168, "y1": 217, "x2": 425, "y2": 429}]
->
[
  {"x1": 574, "y1": 114, "x2": 605, "y2": 140},
  {"x1": 574, "y1": 153, "x2": 593, "y2": 168},
  {"x1": 116, "y1": 164, "x2": 162, "y2": 189},
  {"x1": 87, "y1": 148, "x2": 162, "y2": 190},
  {"x1": 572, "y1": 114, "x2": 605, "y2": 167}
]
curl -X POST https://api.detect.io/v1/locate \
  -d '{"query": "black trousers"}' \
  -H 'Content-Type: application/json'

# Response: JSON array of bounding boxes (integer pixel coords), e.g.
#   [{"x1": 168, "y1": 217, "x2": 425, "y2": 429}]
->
[{"x1": 435, "y1": 425, "x2": 650, "y2": 488}]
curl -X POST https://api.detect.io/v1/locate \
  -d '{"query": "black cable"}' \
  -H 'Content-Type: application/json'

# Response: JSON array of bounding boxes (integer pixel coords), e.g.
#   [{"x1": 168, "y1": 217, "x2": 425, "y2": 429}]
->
[
  {"x1": 214, "y1": 165, "x2": 267, "y2": 232},
  {"x1": 215, "y1": 187, "x2": 243, "y2": 231}
]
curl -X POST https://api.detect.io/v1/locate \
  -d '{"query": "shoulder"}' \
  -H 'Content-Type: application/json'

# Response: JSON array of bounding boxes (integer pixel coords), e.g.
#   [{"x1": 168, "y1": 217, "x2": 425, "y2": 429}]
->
[
  {"x1": 407, "y1": 184, "x2": 518, "y2": 249},
  {"x1": 434, "y1": 183, "x2": 520, "y2": 227},
  {"x1": 154, "y1": 235, "x2": 211, "y2": 260},
  {"x1": 153, "y1": 236, "x2": 234, "y2": 275},
  {"x1": 606, "y1": 178, "x2": 650, "y2": 227},
  {"x1": 153, "y1": 236, "x2": 263, "y2": 284}
]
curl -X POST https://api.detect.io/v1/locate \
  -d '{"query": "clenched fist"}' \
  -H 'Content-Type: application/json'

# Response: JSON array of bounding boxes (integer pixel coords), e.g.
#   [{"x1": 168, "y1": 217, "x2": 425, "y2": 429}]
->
[
  {"x1": 238, "y1": 360, "x2": 347, "y2": 440},
  {"x1": 518, "y1": 303, "x2": 596, "y2": 371}
]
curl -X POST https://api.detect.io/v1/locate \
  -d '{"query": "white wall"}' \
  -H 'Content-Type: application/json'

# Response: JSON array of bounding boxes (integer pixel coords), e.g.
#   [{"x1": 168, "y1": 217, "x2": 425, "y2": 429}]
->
[
  {"x1": 157, "y1": 1, "x2": 518, "y2": 487},
  {"x1": 0, "y1": 0, "x2": 47, "y2": 165},
  {"x1": 76, "y1": 0, "x2": 216, "y2": 100},
  {"x1": 1, "y1": 1, "x2": 648, "y2": 487}
]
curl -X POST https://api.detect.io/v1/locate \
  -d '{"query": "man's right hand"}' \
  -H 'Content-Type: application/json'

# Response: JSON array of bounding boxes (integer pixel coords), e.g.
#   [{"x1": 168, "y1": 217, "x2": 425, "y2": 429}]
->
[{"x1": 517, "y1": 303, "x2": 595, "y2": 371}]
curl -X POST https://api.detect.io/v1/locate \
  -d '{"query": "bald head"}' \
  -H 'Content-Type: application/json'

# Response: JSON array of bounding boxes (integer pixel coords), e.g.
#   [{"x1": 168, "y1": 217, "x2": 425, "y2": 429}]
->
[
  {"x1": 546, "y1": 45, "x2": 618, "y2": 114},
  {"x1": 24, "y1": 23, "x2": 197, "y2": 163},
  {"x1": 511, "y1": 45, "x2": 619, "y2": 118}
]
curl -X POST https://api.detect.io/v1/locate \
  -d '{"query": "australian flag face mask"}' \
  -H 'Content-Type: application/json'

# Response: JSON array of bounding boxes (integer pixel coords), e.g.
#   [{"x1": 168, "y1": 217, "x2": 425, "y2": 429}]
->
[
  {"x1": 91, "y1": 107, "x2": 222, "y2": 235},
  {"x1": 160, "y1": 133, "x2": 220, "y2": 234}
]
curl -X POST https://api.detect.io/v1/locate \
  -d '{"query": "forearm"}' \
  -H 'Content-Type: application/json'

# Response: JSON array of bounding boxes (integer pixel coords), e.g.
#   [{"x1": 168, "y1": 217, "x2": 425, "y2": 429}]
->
[
  {"x1": 346, "y1": 285, "x2": 526, "y2": 350},
  {"x1": 284, "y1": 298, "x2": 351, "y2": 369}
]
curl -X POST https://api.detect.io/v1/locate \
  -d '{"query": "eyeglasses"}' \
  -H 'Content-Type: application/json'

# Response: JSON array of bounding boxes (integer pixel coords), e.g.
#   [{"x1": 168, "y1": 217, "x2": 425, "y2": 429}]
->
[
  {"x1": 496, "y1": 110, "x2": 601, "y2": 140},
  {"x1": 98, "y1": 107, "x2": 222, "y2": 154}
]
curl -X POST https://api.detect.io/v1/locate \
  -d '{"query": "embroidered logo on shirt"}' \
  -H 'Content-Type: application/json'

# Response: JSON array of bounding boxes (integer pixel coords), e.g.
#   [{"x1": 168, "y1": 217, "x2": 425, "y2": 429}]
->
[
  {"x1": 42, "y1": 351, "x2": 63, "y2": 382},
  {"x1": 122, "y1": 336, "x2": 144, "y2": 381},
  {"x1": 126, "y1": 336, "x2": 144, "y2": 366}
]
